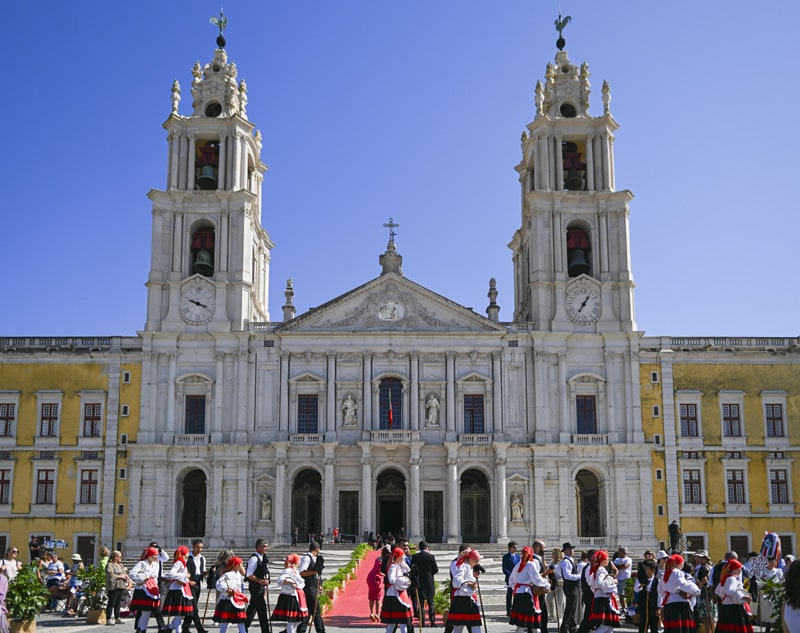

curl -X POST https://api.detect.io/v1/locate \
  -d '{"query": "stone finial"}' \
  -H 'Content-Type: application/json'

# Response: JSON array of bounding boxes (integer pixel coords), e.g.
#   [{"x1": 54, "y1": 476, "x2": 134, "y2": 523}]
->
[
  {"x1": 602, "y1": 80, "x2": 611, "y2": 115},
  {"x1": 170, "y1": 80, "x2": 181, "y2": 115},
  {"x1": 486, "y1": 277, "x2": 500, "y2": 322},
  {"x1": 534, "y1": 80, "x2": 544, "y2": 117},
  {"x1": 282, "y1": 278, "x2": 295, "y2": 322},
  {"x1": 192, "y1": 61, "x2": 202, "y2": 84},
  {"x1": 239, "y1": 80, "x2": 248, "y2": 117},
  {"x1": 380, "y1": 218, "x2": 403, "y2": 275}
]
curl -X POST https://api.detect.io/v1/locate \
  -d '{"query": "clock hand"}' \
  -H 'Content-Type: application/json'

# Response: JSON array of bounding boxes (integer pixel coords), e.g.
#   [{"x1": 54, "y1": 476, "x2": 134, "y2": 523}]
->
[
  {"x1": 577, "y1": 295, "x2": 590, "y2": 312},
  {"x1": 189, "y1": 299, "x2": 207, "y2": 308}
]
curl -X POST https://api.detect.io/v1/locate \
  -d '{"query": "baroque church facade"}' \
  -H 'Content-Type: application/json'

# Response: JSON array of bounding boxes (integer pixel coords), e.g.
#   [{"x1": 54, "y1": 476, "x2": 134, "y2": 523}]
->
[
  {"x1": 1, "y1": 24, "x2": 797, "y2": 562},
  {"x1": 128, "y1": 32, "x2": 653, "y2": 552}
]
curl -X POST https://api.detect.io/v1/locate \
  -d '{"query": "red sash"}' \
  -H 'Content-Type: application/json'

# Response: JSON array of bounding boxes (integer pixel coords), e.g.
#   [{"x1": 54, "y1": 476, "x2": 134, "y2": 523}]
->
[
  {"x1": 181, "y1": 583, "x2": 194, "y2": 600},
  {"x1": 231, "y1": 591, "x2": 249, "y2": 610},
  {"x1": 296, "y1": 588, "x2": 308, "y2": 613},
  {"x1": 144, "y1": 577, "x2": 160, "y2": 600}
]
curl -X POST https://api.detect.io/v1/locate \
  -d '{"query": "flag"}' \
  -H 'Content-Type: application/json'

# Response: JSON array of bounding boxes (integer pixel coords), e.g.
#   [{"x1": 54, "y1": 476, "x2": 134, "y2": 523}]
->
[{"x1": 388, "y1": 388, "x2": 393, "y2": 429}]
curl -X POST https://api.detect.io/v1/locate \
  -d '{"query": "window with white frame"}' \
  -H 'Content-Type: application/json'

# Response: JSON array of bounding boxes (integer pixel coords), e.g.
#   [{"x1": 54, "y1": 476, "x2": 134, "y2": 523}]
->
[
  {"x1": 683, "y1": 468, "x2": 703, "y2": 504},
  {"x1": 457, "y1": 374, "x2": 492, "y2": 436},
  {"x1": 719, "y1": 391, "x2": 746, "y2": 442},
  {"x1": 289, "y1": 375, "x2": 325, "y2": 435},
  {"x1": 676, "y1": 391, "x2": 703, "y2": 440},
  {"x1": 0, "y1": 468, "x2": 11, "y2": 504},
  {"x1": 770, "y1": 469, "x2": 790, "y2": 505},
  {"x1": 762, "y1": 391, "x2": 788, "y2": 440},
  {"x1": 726, "y1": 469, "x2": 746, "y2": 505},
  {"x1": 463, "y1": 394, "x2": 485, "y2": 434},
  {"x1": 35, "y1": 469, "x2": 55, "y2": 504},
  {"x1": 176, "y1": 375, "x2": 213, "y2": 435},
  {"x1": 297, "y1": 394, "x2": 319, "y2": 434},
  {"x1": 569, "y1": 374, "x2": 606, "y2": 436},
  {"x1": 36, "y1": 391, "x2": 62, "y2": 439},
  {"x1": 0, "y1": 392, "x2": 19, "y2": 438},
  {"x1": 79, "y1": 469, "x2": 99, "y2": 504},
  {"x1": 83, "y1": 403, "x2": 102, "y2": 437}
]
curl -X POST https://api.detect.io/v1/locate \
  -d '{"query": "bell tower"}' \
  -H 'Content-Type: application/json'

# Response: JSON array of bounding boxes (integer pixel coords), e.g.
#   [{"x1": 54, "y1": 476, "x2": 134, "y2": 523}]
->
[
  {"x1": 509, "y1": 18, "x2": 635, "y2": 333},
  {"x1": 144, "y1": 18, "x2": 273, "y2": 333}
]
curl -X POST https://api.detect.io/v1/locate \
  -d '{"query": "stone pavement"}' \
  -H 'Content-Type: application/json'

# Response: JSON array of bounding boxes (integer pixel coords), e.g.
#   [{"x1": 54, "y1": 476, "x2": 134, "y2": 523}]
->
[{"x1": 30, "y1": 611, "x2": 642, "y2": 633}]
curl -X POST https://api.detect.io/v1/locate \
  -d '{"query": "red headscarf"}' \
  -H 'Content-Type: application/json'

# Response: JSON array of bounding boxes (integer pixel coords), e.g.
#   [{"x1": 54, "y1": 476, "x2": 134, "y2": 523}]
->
[
  {"x1": 517, "y1": 546, "x2": 533, "y2": 573},
  {"x1": 664, "y1": 554, "x2": 684, "y2": 582},
  {"x1": 392, "y1": 547, "x2": 405, "y2": 561},
  {"x1": 457, "y1": 547, "x2": 474, "y2": 567},
  {"x1": 589, "y1": 550, "x2": 609, "y2": 576},
  {"x1": 285, "y1": 554, "x2": 301, "y2": 566},
  {"x1": 720, "y1": 558, "x2": 742, "y2": 585},
  {"x1": 141, "y1": 547, "x2": 159, "y2": 560},
  {"x1": 226, "y1": 556, "x2": 243, "y2": 571},
  {"x1": 174, "y1": 545, "x2": 189, "y2": 563}
]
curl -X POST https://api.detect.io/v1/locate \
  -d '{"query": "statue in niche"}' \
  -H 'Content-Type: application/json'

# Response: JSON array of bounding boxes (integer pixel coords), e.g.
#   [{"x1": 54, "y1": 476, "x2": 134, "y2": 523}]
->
[
  {"x1": 511, "y1": 494, "x2": 524, "y2": 522},
  {"x1": 261, "y1": 494, "x2": 272, "y2": 521},
  {"x1": 425, "y1": 395, "x2": 441, "y2": 427},
  {"x1": 342, "y1": 394, "x2": 358, "y2": 426}
]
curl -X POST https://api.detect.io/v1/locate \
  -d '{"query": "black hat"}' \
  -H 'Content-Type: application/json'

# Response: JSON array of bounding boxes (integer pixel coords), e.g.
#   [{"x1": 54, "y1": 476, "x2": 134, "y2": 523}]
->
[{"x1": 562, "y1": 542, "x2": 575, "y2": 551}]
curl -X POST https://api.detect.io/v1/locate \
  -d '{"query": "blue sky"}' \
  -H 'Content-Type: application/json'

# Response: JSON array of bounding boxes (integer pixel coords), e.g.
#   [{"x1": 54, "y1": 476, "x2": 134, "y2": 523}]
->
[{"x1": 3, "y1": 1, "x2": 798, "y2": 337}]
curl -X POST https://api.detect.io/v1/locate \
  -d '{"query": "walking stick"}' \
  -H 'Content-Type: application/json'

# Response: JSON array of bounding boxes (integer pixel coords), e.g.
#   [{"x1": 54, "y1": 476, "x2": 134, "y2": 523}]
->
[
  {"x1": 554, "y1": 582, "x2": 562, "y2": 633},
  {"x1": 414, "y1": 585, "x2": 424, "y2": 633},
  {"x1": 475, "y1": 576, "x2": 488, "y2": 633},
  {"x1": 201, "y1": 585, "x2": 212, "y2": 623},
  {"x1": 264, "y1": 586, "x2": 273, "y2": 633}
]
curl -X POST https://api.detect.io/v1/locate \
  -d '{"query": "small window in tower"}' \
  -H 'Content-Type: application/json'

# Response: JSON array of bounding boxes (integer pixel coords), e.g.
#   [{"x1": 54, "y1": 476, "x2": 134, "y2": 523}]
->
[
  {"x1": 562, "y1": 141, "x2": 587, "y2": 191},
  {"x1": 191, "y1": 228, "x2": 215, "y2": 277},
  {"x1": 205, "y1": 102, "x2": 222, "y2": 118},
  {"x1": 560, "y1": 103, "x2": 577, "y2": 118},
  {"x1": 566, "y1": 227, "x2": 591, "y2": 278},
  {"x1": 195, "y1": 140, "x2": 220, "y2": 190}
]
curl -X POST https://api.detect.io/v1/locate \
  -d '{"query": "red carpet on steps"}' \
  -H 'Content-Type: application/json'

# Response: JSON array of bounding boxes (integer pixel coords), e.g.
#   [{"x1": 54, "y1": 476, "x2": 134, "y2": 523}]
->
[{"x1": 325, "y1": 548, "x2": 381, "y2": 627}]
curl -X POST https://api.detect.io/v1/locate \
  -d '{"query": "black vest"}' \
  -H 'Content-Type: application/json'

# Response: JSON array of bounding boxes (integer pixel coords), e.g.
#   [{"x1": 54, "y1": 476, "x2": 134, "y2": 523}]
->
[
  {"x1": 247, "y1": 553, "x2": 269, "y2": 594},
  {"x1": 563, "y1": 557, "x2": 579, "y2": 586}
]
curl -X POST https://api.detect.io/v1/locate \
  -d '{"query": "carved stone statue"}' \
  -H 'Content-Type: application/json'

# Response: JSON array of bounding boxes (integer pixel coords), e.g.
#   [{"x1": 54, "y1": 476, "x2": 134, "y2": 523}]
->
[
  {"x1": 261, "y1": 494, "x2": 272, "y2": 521},
  {"x1": 342, "y1": 394, "x2": 358, "y2": 425},
  {"x1": 171, "y1": 80, "x2": 181, "y2": 115},
  {"x1": 511, "y1": 493, "x2": 524, "y2": 522},
  {"x1": 535, "y1": 80, "x2": 544, "y2": 116},
  {"x1": 425, "y1": 395, "x2": 441, "y2": 427}
]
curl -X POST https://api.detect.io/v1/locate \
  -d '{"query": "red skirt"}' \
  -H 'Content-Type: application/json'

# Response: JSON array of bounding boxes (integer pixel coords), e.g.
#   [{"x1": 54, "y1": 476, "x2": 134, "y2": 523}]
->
[
  {"x1": 448, "y1": 595, "x2": 482, "y2": 625},
  {"x1": 214, "y1": 599, "x2": 247, "y2": 623},
  {"x1": 272, "y1": 592, "x2": 306, "y2": 622},
  {"x1": 381, "y1": 594, "x2": 412, "y2": 624},
  {"x1": 510, "y1": 591, "x2": 541, "y2": 627},
  {"x1": 590, "y1": 596, "x2": 621, "y2": 629},
  {"x1": 716, "y1": 604, "x2": 753, "y2": 633},
  {"x1": 130, "y1": 588, "x2": 159, "y2": 611},
  {"x1": 662, "y1": 601, "x2": 696, "y2": 633}
]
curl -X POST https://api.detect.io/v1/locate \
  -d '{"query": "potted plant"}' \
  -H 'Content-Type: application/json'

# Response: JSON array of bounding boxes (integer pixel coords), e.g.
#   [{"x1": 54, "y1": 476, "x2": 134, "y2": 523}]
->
[
  {"x1": 6, "y1": 565, "x2": 50, "y2": 633},
  {"x1": 77, "y1": 564, "x2": 108, "y2": 624}
]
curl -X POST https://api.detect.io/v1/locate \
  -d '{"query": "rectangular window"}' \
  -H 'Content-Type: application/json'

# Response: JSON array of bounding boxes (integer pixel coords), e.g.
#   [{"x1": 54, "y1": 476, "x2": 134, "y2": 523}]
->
[
  {"x1": 770, "y1": 469, "x2": 789, "y2": 504},
  {"x1": 83, "y1": 403, "x2": 102, "y2": 437},
  {"x1": 679, "y1": 403, "x2": 698, "y2": 437},
  {"x1": 40, "y1": 404, "x2": 58, "y2": 437},
  {"x1": 652, "y1": 405, "x2": 661, "y2": 417},
  {"x1": 766, "y1": 404, "x2": 785, "y2": 437},
  {"x1": 0, "y1": 468, "x2": 10, "y2": 504},
  {"x1": 727, "y1": 469, "x2": 745, "y2": 504},
  {"x1": 120, "y1": 404, "x2": 129, "y2": 417},
  {"x1": 655, "y1": 469, "x2": 663, "y2": 480},
  {"x1": 576, "y1": 395, "x2": 597, "y2": 434},
  {"x1": 463, "y1": 395, "x2": 485, "y2": 434},
  {"x1": 650, "y1": 371, "x2": 659, "y2": 383},
  {"x1": 379, "y1": 380, "x2": 402, "y2": 430},
  {"x1": 683, "y1": 469, "x2": 702, "y2": 504},
  {"x1": 730, "y1": 535, "x2": 749, "y2": 556},
  {"x1": 297, "y1": 395, "x2": 319, "y2": 434},
  {"x1": 118, "y1": 468, "x2": 126, "y2": 480},
  {"x1": 80, "y1": 469, "x2": 98, "y2": 504},
  {"x1": 184, "y1": 395, "x2": 206, "y2": 434},
  {"x1": 36, "y1": 469, "x2": 55, "y2": 504},
  {"x1": 0, "y1": 404, "x2": 15, "y2": 437},
  {"x1": 723, "y1": 404, "x2": 742, "y2": 437},
  {"x1": 122, "y1": 371, "x2": 131, "y2": 384}
]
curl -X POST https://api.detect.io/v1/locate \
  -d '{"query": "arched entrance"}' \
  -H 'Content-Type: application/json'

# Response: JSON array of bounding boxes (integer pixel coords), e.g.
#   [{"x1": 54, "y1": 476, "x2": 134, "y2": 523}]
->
[
  {"x1": 292, "y1": 469, "x2": 322, "y2": 541},
  {"x1": 576, "y1": 469, "x2": 604, "y2": 537},
  {"x1": 376, "y1": 469, "x2": 406, "y2": 538},
  {"x1": 460, "y1": 469, "x2": 490, "y2": 542},
  {"x1": 179, "y1": 469, "x2": 207, "y2": 537}
]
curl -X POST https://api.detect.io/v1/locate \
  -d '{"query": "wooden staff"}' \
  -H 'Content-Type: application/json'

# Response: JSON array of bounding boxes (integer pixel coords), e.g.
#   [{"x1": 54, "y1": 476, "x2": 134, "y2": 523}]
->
[{"x1": 475, "y1": 576, "x2": 488, "y2": 633}]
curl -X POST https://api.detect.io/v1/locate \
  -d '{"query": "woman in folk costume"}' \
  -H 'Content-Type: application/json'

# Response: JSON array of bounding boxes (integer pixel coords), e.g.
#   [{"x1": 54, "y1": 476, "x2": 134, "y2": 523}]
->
[
  {"x1": 380, "y1": 546, "x2": 414, "y2": 633},
  {"x1": 588, "y1": 550, "x2": 621, "y2": 633},
  {"x1": 448, "y1": 549, "x2": 484, "y2": 633},
  {"x1": 129, "y1": 547, "x2": 162, "y2": 633},
  {"x1": 714, "y1": 559, "x2": 753, "y2": 633},
  {"x1": 162, "y1": 546, "x2": 196, "y2": 632},
  {"x1": 658, "y1": 554, "x2": 700, "y2": 633},
  {"x1": 214, "y1": 556, "x2": 249, "y2": 633},
  {"x1": 509, "y1": 546, "x2": 549, "y2": 633},
  {"x1": 272, "y1": 554, "x2": 307, "y2": 633}
]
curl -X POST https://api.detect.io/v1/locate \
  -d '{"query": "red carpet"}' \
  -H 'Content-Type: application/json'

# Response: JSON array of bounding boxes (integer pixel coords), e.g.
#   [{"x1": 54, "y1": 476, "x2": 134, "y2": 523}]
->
[{"x1": 325, "y1": 548, "x2": 381, "y2": 628}]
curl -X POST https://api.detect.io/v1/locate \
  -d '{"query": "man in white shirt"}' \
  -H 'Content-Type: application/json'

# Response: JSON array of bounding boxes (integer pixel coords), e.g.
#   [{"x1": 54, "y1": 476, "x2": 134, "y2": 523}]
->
[
  {"x1": 613, "y1": 546, "x2": 632, "y2": 617},
  {"x1": 559, "y1": 543, "x2": 582, "y2": 633}
]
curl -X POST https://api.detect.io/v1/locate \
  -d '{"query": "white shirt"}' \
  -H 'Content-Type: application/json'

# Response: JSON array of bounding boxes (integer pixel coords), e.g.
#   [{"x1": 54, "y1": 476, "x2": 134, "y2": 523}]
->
[{"x1": 614, "y1": 556, "x2": 632, "y2": 582}]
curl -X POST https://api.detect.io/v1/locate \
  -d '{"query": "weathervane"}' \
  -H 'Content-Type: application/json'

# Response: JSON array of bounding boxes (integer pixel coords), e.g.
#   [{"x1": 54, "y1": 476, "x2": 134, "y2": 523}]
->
[
  {"x1": 210, "y1": 6, "x2": 228, "y2": 48},
  {"x1": 383, "y1": 217, "x2": 400, "y2": 242},
  {"x1": 555, "y1": 13, "x2": 571, "y2": 50}
]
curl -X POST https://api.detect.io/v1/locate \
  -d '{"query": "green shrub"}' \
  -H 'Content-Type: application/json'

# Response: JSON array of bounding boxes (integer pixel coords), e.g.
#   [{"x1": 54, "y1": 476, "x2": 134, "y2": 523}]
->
[{"x1": 6, "y1": 565, "x2": 50, "y2": 622}]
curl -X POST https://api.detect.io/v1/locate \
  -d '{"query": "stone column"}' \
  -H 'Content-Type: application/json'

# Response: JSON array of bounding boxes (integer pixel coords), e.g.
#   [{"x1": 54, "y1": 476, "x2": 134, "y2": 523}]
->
[
  {"x1": 492, "y1": 352, "x2": 502, "y2": 435},
  {"x1": 409, "y1": 442, "x2": 422, "y2": 542},
  {"x1": 445, "y1": 442, "x2": 460, "y2": 543},
  {"x1": 410, "y1": 354, "x2": 419, "y2": 431},
  {"x1": 172, "y1": 213, "x2": 183, "y2": 273},
  {"x1": 236, "y1": 352, "x2": 247, "y2": 439},
  {"x1": 326, "y1": 354, "x2": 336, "y2": 438},
  {"x1": 323, "y1": 444, "x2": 336, "y2": 535},
  {"x1": 555, "y1": 135, "x2": 564, "y2": 191},
  {"x1": 601, "y1": 131, "x2": 611, "y2": 191},
  {"x1": 494, "y1": 442, "x2": 510, "y2": 543},
  {"x1": 167, "y1": 352, "x2": 177, "y2": 432},
  {"x1": 169, "y1": 127, "x2": 180, "y2": 190},
  {"x1": 187, "y1": 135, "x2": 196, "y2": 190},
  {"x1": 233, "y1": 132, "x2": 242, "y2": 190},
  {"x1": 359, "y1": 443, "x2": 373, "y2": 535},
  {"x1": 219, "y1": 210, "x2": 229, "y2": 274},
  {"x1": 558, "y1": 353, "x2": 569, "y2": 437},
  {"x1": 279, "y1": 354, "x2": 289, "y2": 435},
  {"x1": 218, "y1": 135, "x2": 227, "y2": 191},
  {"x1": 585, "y1": 134, "x2": 595, "y2": 191},
  {"x1": 274, "y1": 452, "x2": 287, "y2": 539},
  {"x1": 214, "y1": 352, "x2": 225, "y2": 436},
  {"x1": 363, "y1": 355, "x2": 372, "y2": 432},
  {"x1": 178, "y1": 135, "x2": 189, "y2": 190},
  {"x1": 446, "y1": 353, "x2": 456, "y2": 438}
]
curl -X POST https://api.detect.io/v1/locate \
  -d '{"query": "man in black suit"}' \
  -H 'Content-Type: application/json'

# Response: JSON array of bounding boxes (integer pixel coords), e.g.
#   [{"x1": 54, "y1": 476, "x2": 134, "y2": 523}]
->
[
  {"x1": 410, "y1": 541, "x2": 439, "y2": 626},
  {"x1": 183, "y1": 539, "x2": 208, "y2": 633}
]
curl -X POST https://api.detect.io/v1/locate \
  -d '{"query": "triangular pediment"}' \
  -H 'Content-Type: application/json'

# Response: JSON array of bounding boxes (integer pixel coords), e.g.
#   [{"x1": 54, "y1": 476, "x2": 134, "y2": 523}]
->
[{"x1": 276, "y1": 273, "x2": 506, "y2": 334}]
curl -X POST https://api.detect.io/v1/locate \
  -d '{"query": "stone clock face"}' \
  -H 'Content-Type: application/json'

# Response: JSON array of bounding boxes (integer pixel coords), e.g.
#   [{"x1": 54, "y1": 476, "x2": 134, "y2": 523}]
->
[
  {"x1": 180, "y1": 280, "x2": 216, "y2": 324},
  {"x1": 566, "y1": 286, "x2": 600, "y2": 323}
]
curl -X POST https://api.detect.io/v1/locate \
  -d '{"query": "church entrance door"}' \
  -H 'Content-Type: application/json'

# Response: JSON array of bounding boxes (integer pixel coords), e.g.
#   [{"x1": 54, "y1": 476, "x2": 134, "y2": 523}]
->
[
  {"x1": 423, "y1": 491, "x2": 444, "y2": 543},
  {"x1": 376, "y1": 469, "x2": 406, "y2": 538},
  {"x1": 576, "y1": 469, "x2": 604, "y2": 537},
  {"x1": 460, "y1": 469, "x2": 490, "y2": 542},
  {"x1": 179, "y1": 469, "x2": 207, "y2": 537},
  {"x1": 292, "y1": 469, "x2": 322, "y2": 541}
]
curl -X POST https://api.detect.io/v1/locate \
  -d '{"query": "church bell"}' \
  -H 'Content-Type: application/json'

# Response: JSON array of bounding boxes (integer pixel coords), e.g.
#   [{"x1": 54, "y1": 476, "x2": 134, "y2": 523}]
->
[
  {"x1": 192, "y1": 249, "x2": 214, "y2": 277},
  {"x1": 197, "y1": 165, "x2": 218, "y2": 190},
  {"x1": 567, "y1": 249, "x2": 590, "y2": 277}
]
